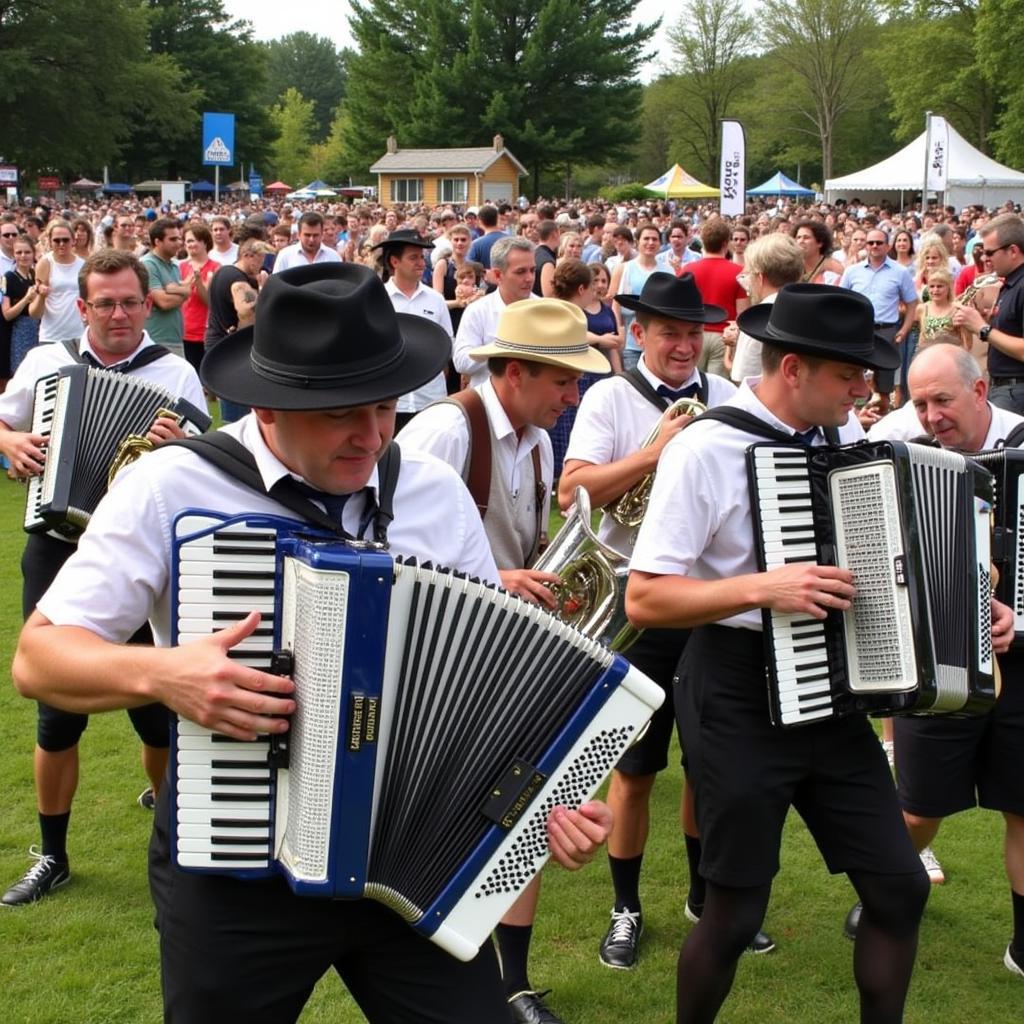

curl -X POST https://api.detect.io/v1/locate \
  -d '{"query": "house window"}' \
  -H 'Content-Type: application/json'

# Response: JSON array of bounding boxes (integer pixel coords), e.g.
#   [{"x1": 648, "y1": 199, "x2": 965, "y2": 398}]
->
[
  {"x1": 390, "y1": 178, "x2": 423, "y2": 202},
  {"x1": 439, "y1": 178, "x2": 468, "y2": 204}
]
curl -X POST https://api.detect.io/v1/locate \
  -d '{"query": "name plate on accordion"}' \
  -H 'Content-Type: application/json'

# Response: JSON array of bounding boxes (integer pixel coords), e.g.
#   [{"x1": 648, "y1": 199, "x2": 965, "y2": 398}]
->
[
  {"x1": 170, "y1": 511, "x2": 663, "y2": 961},
  {"x1": 748, "y1": 440, "x2": 996, "y2": 727},
  {"x1": 24, "y1": 363, "x2": 210, "y2": 538}
]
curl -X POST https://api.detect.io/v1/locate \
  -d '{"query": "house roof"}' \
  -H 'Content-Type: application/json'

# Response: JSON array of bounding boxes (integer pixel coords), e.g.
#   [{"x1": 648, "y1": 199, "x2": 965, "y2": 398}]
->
[{"x1": 370, "y1": 146, "x2": 527, "y2": 177}]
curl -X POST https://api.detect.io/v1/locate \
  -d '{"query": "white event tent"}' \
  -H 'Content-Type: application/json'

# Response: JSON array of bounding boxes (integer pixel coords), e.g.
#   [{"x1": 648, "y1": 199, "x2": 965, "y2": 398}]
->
[{"x1": 825, "y1": 123, "x2": 1024, "y2": 209}]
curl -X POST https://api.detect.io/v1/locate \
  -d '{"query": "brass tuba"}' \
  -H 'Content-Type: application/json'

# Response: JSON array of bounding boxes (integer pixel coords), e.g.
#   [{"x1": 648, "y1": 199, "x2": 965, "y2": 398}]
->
[
  {"x1": 958, "y1": 273, "x2": 1001, "y2": 313},
  {"x1": 605, "y1": 396, "x2": 707, "y2": 528},
  {"x1": 533, "y1": 486, "x2": 639, "y2": 652}
]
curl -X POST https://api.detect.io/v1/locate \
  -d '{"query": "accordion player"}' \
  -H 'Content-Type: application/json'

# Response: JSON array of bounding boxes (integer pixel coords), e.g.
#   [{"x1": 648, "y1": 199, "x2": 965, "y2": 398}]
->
[
  {"x1": 170, "y1": 510, "x2": 664, "y2": 962},
  {"x1": 24, "y1": 362, "x2": 211, "y2": 538},
  {"x1": 748, "y1": 439, "x2": 998, "y2": 727}
]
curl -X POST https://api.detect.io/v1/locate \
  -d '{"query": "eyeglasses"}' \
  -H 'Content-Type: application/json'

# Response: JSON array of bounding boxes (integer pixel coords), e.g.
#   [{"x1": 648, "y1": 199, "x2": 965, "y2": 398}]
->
[
  {"x1": 50, "y1": 237, "x2": 72, "y2": 244},
  {"x1": 983, "y1": 243, "x2": 1011, "y2": 257},
  {"x1": 864, "y1": 240, "x2": 887, "y2": 246},
  {"x1": 1, "y1": 232, "x2": 18, "y2": 239},
  {"x1": 85, "y1": 299, "x2": 145, "y2": 316}
]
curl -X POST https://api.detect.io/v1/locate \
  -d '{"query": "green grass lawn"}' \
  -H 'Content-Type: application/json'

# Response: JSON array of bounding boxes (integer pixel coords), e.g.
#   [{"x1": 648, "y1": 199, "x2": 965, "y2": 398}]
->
[{"x1": 0, "y1": 484, "x2": 1019, "y2": 1022}]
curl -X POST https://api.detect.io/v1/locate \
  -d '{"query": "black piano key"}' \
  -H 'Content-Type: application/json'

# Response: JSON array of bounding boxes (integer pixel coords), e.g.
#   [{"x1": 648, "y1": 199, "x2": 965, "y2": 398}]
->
[{"x1": 211, "y1": 818, "x2": 272, "y2": 829}]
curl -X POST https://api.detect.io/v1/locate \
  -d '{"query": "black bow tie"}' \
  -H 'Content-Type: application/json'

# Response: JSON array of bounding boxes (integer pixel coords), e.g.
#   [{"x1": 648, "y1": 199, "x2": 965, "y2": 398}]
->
[
  {"x1": 656, "y1": 382, "x2": 701, "y2": 402},
  {"x1": 795, "y1": 426, "x2": 821, "y2": 446},
  {"x1": 81, "y1": 350, "x2": 138, "y2": 374}
]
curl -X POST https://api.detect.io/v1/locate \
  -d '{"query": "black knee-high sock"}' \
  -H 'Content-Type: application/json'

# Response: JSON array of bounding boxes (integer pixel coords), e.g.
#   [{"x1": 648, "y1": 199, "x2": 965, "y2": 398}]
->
[
  {"x1": 495, "y1": 923, "x2": 533, "y2": 997},
  {"x1": 608, "y1": 854, "x2": 643, "y2": 912},
  {"x1": 1012, "y1": 889, "x2": 1024, "y2": 952},
  {"x1": 685, "y1": 834, "x2": 706, "y2": 912},
  {"x1": 40, "y1": 811, "x2": 71, "y2": 862}
]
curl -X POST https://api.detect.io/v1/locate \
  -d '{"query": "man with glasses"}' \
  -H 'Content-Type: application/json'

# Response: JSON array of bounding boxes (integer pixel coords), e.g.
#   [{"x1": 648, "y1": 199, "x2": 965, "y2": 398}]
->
[
  {"x1": 141, "y1": 217, "x2": 189, "y2": 358},
  {"x1": 111, "y1": 213, "x2": 143, "y2": 256},
  {"x1": 839, "y1": 229, "x2": 917, "y2": 412},
  {"x1": 954, "y1": 213, "x2": 1024, "y2": 415},
  {"x1": 0, "y1": 249, "x2": 203, "y2": 906},
  {"x1": 0, "y1": 221, "x2": 20, "y2": 276},
  {"x1": 657, "y1": 219, "x2": 701, "y2": 273}
]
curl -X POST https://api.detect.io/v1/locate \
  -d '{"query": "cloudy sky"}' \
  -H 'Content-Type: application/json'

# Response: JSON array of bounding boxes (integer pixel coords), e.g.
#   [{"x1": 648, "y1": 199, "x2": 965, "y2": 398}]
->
[{"x1": 222, "y1": 0, "x2": 674, "y2": 82}]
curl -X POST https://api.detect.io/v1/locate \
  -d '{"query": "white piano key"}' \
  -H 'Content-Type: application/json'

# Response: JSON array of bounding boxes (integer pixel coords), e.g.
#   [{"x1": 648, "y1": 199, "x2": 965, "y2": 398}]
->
[
  {"x1": 176, "y1": 805, "x2": 271, "y2": 824},
  {"x1": 177, "y1": 792, "x2": 272, "y2": 810}
]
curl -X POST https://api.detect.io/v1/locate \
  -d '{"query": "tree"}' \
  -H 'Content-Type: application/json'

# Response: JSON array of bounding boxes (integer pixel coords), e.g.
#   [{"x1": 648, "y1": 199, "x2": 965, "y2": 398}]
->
[
  {"x1": 345, "y1": 0, "x2": 658, "y2": 192},
  {"x1": 269, "y1": 88, "x2": 317, "y2": 186},
  {"x1": 262, "y1": 33, "x2": 348, "y2": 139},
  {"x1": 0, "y1": 0, "x2": 191, "y2": 179},
  {"x1": 666, "y1": 0, "x2": 755, "y2": 183},
  {"x1": 975, "y1": 0, "x2": 1024, "y2": 166},
  {"x1": 127, "y1": 0, "x2": 273, "y2": 180},
  {"x1": 759, "y1": 0, "x2": 881, "y2": 179},
  {"x1": 877, "y1": 1, "x2": 995, "y2": 153}
]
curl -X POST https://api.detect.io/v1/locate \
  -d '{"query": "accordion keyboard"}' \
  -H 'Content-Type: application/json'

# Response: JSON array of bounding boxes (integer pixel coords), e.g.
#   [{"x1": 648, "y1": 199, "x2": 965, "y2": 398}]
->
[
  {"x1": 174, "y1": 519, "x2": 279, "y2": 869},
  {"x1": 751, "y1": 446, "x2": 834, "y2": 724},
  {"x1": 24, "y1": 373, "x2": 59, "y2": 531}
]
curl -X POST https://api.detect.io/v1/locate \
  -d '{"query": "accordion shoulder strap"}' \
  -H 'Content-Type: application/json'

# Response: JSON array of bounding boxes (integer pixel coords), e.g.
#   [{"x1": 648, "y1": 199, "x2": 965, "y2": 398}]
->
[
  {"x1": 168, "y1": 433, "x2": 402, "y2": 543},
  {"x1": 1001, "y1": 421, "x2": 1024, "y2": 450},
  {"x1": 60, "y1": 337, "x2": 172, "y2": 370},
  {"x1": 694, "y1": 406, "x2": 841, "y2": 446}
]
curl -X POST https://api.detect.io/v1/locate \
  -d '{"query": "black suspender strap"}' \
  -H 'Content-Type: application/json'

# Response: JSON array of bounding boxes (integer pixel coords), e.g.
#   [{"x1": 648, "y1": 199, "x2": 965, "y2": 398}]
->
[
  {"x1": 168, "y1": 432, "x2": 402, "y2": 544},
  {"x1": 621, "y1": 366, "x2": 670, "y2": 412},
  {"x1": 695, "y1": 407, "x2": 840, "y2": 446},
  {"x1": 61, "y1": 337, "x2": 172, "y2": 370}
]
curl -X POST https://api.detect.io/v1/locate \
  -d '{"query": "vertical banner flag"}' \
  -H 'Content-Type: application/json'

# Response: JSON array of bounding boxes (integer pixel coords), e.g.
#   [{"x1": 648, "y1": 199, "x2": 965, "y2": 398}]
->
[
  {"x1": 202, "y1": 112, "x2": 235, "y2": 167},
  {"x1": 926, "y1": 115, "x2": 949, "y2": 192},
  {"x1": 720, "y1": 120, "x2": 746, "y2": 217}
]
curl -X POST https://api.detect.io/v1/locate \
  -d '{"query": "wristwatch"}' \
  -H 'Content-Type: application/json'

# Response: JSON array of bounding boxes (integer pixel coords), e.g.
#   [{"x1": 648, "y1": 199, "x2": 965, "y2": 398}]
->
[{"x1": 979, "y1": 325, "x2": 992, "y2": 342}]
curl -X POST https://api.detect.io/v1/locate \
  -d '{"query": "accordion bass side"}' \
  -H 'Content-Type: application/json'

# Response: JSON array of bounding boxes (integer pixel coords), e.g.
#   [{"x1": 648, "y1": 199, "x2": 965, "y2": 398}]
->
[
  {"x1": 748, "y1": 440, "x2": 996, "y2": 728},
  {"x1": 170, "y1": 511, "x2": 664, "y2": 961},
  {"x1": 964, "y1": 446, "x2": 1024, "y2": 646},
  {"x1": 25, "y1": 363, "x2": 211, "y2": 537}
]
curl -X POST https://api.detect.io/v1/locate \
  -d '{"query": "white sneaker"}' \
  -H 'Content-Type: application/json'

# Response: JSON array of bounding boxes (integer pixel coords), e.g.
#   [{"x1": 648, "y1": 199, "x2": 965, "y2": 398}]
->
[
  {"x1": 920, "y1": 846, "x2": 945, "y2": 884},
  {"x1": 1005, "y1": 942, "x2": 1024, "y2": 977}
]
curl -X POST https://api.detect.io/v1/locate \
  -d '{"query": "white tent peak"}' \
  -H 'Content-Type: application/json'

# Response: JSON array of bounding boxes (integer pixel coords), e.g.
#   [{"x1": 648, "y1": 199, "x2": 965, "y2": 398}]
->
[{"x1": 825, "y1": 122, "x2": 1024, "y2": 207}]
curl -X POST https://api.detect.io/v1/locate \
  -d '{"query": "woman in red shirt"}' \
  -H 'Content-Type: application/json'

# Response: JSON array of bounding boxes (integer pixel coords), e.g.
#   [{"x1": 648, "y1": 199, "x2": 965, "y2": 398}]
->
[{"x1": 179, "y1": 221, "x2": 218, "y2": 373}]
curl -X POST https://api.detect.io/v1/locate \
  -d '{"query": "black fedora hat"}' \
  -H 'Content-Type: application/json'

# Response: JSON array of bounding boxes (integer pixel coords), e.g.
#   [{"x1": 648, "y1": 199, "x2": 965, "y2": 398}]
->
[
  {"x1": 370, "y1": 228, "x2": 434, "y2": 251},
  {"x1": 200, "y1": 263, "x2": 450, "y2": 411},
  {"x1": 737, "y1": 283, "x2": 900, "y2": 372},
  {"x1": 615, "y1": 271, "x2": 726, "y2": 324}
]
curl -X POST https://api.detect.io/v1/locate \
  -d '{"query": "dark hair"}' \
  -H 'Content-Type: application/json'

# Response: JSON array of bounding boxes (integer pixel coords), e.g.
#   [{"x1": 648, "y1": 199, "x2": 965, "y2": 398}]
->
[
  {"x1": 793, "y1": 219, "x2": 831, "y2": 256},
  {"x1": 700, "y1": 219, "x2": 731, "y2": 254},
  {"x1": 148, "y1": 217, "x2": 180, "y2": 245},
  {"x1": 298, "y1": 211, "x2": 324, "y2": 229},
  {"x1": 537, "y1": 219, "x2": 559, "y2": 242},
  {"x1": 888, "y1": 229, "x2": 915, "y2": 260},
  {"x1": 78, "y1": 248, "x2": 149, "y2": 298},
  {"x1": 487, "y1": 356, "x2": 545, "y2": 377},
  {"x1": 552, "y1": 258, "x2": 591, "y2": 299},
  {"x1": 70, "y1": 217, "x2": 94, "y2": 248},
  {"x1": 479, "y1": 204, "x2": 499, "y2": 228}
]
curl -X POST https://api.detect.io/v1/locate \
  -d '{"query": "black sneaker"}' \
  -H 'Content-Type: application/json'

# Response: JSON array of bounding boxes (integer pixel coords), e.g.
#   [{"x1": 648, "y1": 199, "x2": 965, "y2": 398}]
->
[
  {"x1": 598, "y1": 907, "x2": 643, "y2": 969},
  {"x1": 138, "y1": 787, "x2": 156, "y2": 810},
  {"x1": 1005, "y1": 942, "x2": 1024, "y2": 978},
  {"x1": 2, "y1": 846, "x2": 71, "y2": 906},
  {"x1": 507, "y1": 989, "x2": 564, "y2": 1024},
  {"x1": 685, "y1": 898, "x2": 776, "y2": 954}
]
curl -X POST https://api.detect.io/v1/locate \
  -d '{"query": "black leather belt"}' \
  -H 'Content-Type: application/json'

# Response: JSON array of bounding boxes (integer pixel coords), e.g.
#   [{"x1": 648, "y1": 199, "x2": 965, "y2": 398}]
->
[{"x1": 874, "y1": 321, "x2": 899, "y2": 329}]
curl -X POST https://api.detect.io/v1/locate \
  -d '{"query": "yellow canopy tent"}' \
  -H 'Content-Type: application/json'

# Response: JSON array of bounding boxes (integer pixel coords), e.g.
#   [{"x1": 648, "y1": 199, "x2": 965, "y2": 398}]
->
[{"x1": 643, "y1": 164, "x2": 720, "y2": 199}]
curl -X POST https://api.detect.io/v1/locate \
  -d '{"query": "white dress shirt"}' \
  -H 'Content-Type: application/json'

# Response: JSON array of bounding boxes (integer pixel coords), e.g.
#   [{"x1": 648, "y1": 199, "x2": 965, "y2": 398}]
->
[
  {"x1": 868, "y1": 399, "x2": 1024, "y2": 449},
  {"x1": 384, "y1": 279, "x2": 453, "y2": 413},
  {"x1": 631, "y1": 378, "x2": 865, "y2": 630},
  {"x1": 453, "y1": 291, "x2": 539, "y2": 389},
  {"x1": 564, "y1": 356, "x2": 736, "y2": 554},
  {"x1": 272, "y1": 242, "x2": 342, "y2": 273},
  {"x1": 37, "y1": 413, "x2": 499, "y2": 645},
  {"x1": 397, "y1": 377, "x2": 553, "y2": 527},
  {"x1": 0, "y1": 329, "x2": 205, "y2": 431}
]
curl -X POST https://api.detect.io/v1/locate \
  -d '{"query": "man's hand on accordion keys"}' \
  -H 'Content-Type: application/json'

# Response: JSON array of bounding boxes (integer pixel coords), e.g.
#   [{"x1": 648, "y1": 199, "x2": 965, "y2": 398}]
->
[
  {"x1": 0, "y1": 429, "x2": 47, "y2": 479},
  {"x1": 166, "y1": 611, "x2": 296, "y2": 741},
  {"x1": 759, "y1": 562, "x2": 856, "y2": 621},
  {"x1": 545, "y1": 800, "x2": 613, "y2": 870}
]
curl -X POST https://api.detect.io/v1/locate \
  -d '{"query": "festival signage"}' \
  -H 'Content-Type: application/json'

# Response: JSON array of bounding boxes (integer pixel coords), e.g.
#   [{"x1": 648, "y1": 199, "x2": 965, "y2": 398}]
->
[
  {"x1": 926, "y1": 115, "x2": 950, "y2": 192},
  {"x1": 719, "y1": 120, "x2": 746, "y2": 218},
  {"x1": 202, "y1": 112, "x2": 235, "y2": 167},
  {"x1": 38, "y1": 176, "x2": 61, "y2": 191},
  {"x1": 0, "y1": 165, "x2": 17, "y2": 185}
]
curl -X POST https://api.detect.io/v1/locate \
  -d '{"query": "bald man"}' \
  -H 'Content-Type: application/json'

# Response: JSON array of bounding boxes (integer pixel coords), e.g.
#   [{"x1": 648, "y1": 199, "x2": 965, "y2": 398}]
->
[{"x1": 869, "y1": 342, "x2": 1024, "y2": 978}]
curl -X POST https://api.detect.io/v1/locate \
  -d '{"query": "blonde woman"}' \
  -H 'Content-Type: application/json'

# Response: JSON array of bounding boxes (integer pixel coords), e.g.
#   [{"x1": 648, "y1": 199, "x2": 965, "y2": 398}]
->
[{"x1": 28, "y1": 220, "x2": 85, "y2": 345}]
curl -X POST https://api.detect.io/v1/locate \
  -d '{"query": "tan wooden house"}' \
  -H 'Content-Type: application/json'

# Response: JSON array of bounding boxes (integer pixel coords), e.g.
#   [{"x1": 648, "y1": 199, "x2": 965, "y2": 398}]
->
[{"x1": 370, "y1": 134, "x2": 527, "y2": 207}]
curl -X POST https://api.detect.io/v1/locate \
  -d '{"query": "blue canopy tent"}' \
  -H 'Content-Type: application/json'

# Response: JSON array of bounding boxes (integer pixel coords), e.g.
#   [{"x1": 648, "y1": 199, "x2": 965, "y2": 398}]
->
[
  {"x1": 302, "y1": 179, "x2": 330, "y2": 192},
  {"x1": 189, "y1": 180, "x2": 215, "y2": 193},
  {"x1": 746, "y1": 171, "x2": 815, "y2": 198},
  {"x1": 102, "y1": 183, "x2": 132, "y2": 194}
]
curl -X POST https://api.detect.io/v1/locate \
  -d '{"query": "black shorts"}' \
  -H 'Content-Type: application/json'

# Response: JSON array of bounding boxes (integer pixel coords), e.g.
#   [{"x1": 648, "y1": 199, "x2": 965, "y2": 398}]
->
[
  {"x1": 148, "y1": 790, "x2": 511, "y2": 1024},
  {"x1": 895, "y1": 648, "x2": 1024, "y2": 818},
  {"x1": 676, "y1": 625, "x2": 922, "y2": 888},
  {"x1": 23, "y1": 531, "x2": 169, "y2": 752},
  {"x1": 615, "y1": 627, "x2": 690, "y2": 775}
]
